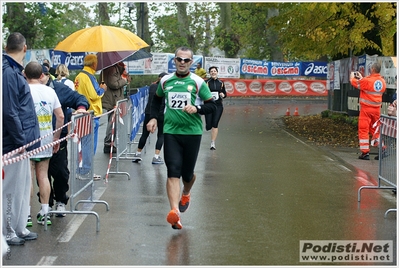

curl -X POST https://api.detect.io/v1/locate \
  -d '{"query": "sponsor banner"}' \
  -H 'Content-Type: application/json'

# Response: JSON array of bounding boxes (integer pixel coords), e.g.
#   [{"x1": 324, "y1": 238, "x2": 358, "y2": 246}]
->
[
  {"x1": 126, "y1": 53, "x2": 205, "y2": 75},
  {"x1": 379, "y1": 56, "x2": 397, "y2": 89},
  {"x1": 222, "y1": 79, "x2": 327, "y2": 96},
  {"x1": 125, "y1": 57, "x2": 146, "y2": 74},
  {"x1": 270, "y1": 61, "x2": 301, "y2": 77},
  {"x1": 327, "y1": 62, "x2": 333, "y2": 90},
  {"x1": 357, "y1": 54, "x2": 367, "y2": 76},
  {"x1": 240, "y1": 58, "x2": 269, "y2": 76},
  {"x1": 125, "y1": 53, "x2": 171, "y2": 75},
  {"x1": 24, "y1": 49, "x2": 52, "y2": 67},
  {"x1": 301, "y1": 62, "x2": 327, "y2": 77},
  {"x1": 300, "y1": 240, "x2": 393, "y2": 263},
  {"x1": 25, "y1": 50, "x2": 87, "y2": 70},
  {"x1": 205, "y1": 57, "x2": 241, "y2": 78},
  {"x1": 190, "y1": 55, "x2": 204, "y2": 73},
  {"x1": 333, "y1": 60, "x2": 340, "y2": 90}
]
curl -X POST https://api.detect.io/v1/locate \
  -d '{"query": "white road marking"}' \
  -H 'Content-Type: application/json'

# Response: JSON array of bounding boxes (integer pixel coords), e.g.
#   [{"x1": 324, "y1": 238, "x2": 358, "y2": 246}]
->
[
  {"x1": 338, "y1": 164, "x2": 351, "y2": 172},
  {"x1": 37, "y1": 256, "x2": 57, "y2": 266},
  {"x1": 57, "y1": 186, "x2": 107, "y2": 243}
]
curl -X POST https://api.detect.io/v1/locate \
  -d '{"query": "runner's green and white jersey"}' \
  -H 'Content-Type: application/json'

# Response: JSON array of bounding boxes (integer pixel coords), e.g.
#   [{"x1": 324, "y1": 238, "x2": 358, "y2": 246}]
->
[{"x1": 156, "y1": 73, "x2": 212, "y2": 135}]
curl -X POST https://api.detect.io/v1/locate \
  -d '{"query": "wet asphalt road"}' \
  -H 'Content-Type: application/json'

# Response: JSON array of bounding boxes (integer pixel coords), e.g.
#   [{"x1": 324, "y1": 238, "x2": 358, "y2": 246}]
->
[{"x1": 3, "y1": 98, "x2": 396, "y2": 266}]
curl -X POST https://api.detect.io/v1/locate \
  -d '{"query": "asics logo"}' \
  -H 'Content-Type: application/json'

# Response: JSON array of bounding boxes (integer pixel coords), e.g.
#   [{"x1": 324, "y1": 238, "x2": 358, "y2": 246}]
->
[{"x1": 304, "y1": 63, "x2": 327, "y2": 76}]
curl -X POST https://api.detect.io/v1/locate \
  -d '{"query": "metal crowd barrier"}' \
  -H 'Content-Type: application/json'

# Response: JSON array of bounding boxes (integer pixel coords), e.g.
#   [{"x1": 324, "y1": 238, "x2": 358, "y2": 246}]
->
[
  {"x1": 47, "y1": 112, "x2": 109, "y2": 231},
  {"x1": 107, "y1": 99, "x2": 131, "y2": 180},
  {"x1": 105, "y1": 86, "x2": 149, "y2": 180},
  {"x1": 358, "y1": 115, "x2": 397, "y2": 218},
  {"x1": 129, "y1": 86, "x2": 150, "y2": 155}
]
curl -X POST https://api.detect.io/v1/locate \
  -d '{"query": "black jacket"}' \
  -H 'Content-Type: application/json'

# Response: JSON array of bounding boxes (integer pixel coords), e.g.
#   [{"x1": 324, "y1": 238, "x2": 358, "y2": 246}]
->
[
  {"x1": 205, "y1": 77, "x2": 227, "y2": 106},
  {"x1": 145, "y1": 82, "x2": 165, "y2": 119}
]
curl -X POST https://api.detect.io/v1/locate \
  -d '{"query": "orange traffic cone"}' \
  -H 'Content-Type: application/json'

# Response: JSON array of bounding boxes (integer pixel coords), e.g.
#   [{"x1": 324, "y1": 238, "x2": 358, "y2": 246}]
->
[
  {"x1": 294, "y1": 107, "x2": 299, "y2": 116},
  {"x1": 285, "y1": 108, "x2": 290, "y2": 116}
]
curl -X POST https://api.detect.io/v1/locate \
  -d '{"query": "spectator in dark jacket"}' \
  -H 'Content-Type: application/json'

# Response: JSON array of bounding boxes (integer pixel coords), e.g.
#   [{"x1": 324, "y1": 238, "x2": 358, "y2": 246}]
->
[
  {"x1": 45, "y1": 74, "x2": 89, "y2": 216},
  {"x1": 100, "y1": 62, "x2": 130, "y2": 153},
  {"x1": 2, "y1": 32, "x2": 40, "y2": 246}
]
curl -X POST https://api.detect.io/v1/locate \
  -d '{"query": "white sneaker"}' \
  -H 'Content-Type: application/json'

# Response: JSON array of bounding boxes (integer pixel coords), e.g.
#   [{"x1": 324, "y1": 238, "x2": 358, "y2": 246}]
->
[
  {"x1": 132, "y1": 152, "x2": 142, "y2": 163},
  {"x1": 55, "y1": 202, "x2": 66, "y2": 217},
  {"x1": 210, "y1": 142, "x2": 216, "y2": 150},
  {"x1": 152, "y1": 156, "x2": 164, "y2": 164}
]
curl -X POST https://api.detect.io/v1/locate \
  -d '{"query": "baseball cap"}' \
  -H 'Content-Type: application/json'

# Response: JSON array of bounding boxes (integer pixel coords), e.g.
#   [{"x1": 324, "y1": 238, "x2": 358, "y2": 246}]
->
[
  {"x1": 42, "y1": 65, "x2": 50, "y2": 75},
  {"x1": 159, "y1": 72, "x2": 168, "y2": 78}
]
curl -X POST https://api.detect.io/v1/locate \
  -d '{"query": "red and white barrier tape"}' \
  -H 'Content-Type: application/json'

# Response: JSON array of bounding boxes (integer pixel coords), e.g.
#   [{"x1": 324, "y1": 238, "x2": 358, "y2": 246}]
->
[
  {"x1": 2, "y1": 121, "x2": 72, "y2": 162},
  {"x1": 2, "y1": 133, "x2": 74, "y2": 166},
  {"x1": 104, "y1": 109, "x2": 117, "y2": 184}
]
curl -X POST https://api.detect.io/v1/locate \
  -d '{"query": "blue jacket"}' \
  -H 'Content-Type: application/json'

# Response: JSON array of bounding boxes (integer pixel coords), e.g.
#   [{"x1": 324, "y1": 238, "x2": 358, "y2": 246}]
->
[
  {"x1": 47, "y1": 78, "x2": 89, "y2": 139},
  {"x1": 2, "y1": 54, "x2": 40, "y2": 154}
]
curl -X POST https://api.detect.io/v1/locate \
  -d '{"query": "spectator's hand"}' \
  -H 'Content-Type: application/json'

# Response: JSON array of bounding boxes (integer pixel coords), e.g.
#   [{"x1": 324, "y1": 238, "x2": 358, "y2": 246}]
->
[
  {"x1": 220, "y1": 92, "x2": 225, "y2": 98},
  {"x1": 74, "y1": 108, "x2": 89, "y2": 114},
  {"x1": 53, "y1": 142, "x2": 60, "y2": 154},
  {"x1": 100, "y1": 82, "x2": 107, "y2": 91},
  {"x1": 182, "y1": 104, "x2": 197, "y2": 114},
  {"x1": 147, "y1": 118, "x2": 158, "y2": 133}
]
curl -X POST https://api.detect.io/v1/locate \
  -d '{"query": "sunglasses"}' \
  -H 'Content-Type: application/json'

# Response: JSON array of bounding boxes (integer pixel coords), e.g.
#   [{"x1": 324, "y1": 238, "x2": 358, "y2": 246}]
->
[{"x1": 175, "y1": 57, "x2": 192, "y2": 63}]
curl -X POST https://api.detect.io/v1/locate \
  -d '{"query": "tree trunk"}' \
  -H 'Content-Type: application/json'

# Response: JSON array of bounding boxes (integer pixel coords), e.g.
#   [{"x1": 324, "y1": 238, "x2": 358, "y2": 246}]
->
[
  {"x1": 135, "y1": 3, "x2": 153, "y2": 49},
  {"x1": 266, "y1": 8, "x2": 284, "y2": 61},
  {"x1": 98, "y1": 3, "x2": 110, "y2": 25},
  {"x1": 203, "y1": 14, "x2": 211, "y2": 56},
  {"x1": 176, "y1": 2, "x2": 195, "y2": 49},
  {"x1": 218, "y1": 3, "x2": 239, "y2": 58}
]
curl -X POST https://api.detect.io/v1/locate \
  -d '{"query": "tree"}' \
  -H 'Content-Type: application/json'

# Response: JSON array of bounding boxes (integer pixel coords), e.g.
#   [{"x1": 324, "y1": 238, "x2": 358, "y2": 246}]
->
[
  {"x1": 2, "y1": 2, "x2": 95, "y2": 49},
  {"x1": 267, "y1": 2, "x2": 397, "y2": 60},
  {"x1": 214, "y1": 3, "x2": 240, "y2": 58},
  {"x1": 3, "y1": 3, "x2": 35, "y2": 47},
  {"x1": 226, "y1": 3, "x2": 280, "y2": 60},
  {"x1": 149, "y1": 2, "x2": 217, "y2": 54}
]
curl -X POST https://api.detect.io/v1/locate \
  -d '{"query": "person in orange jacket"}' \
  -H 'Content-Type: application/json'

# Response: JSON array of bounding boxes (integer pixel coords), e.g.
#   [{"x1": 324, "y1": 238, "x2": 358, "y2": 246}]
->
[{"x1": 350, "y1": 62, "x2": 386, "y2": 160}]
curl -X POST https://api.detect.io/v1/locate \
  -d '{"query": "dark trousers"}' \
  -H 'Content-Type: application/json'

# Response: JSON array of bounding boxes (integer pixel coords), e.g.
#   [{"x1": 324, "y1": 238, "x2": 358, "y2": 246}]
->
[
  {"x1": 48, "y1": 140, "x2": 70, "y2": 206},
  {"x1": 138, "y1": 114, "x2": 164, "y2": 151},
  {"x1": 205, "y1": 105, "x2": 224, "y2": 131}
]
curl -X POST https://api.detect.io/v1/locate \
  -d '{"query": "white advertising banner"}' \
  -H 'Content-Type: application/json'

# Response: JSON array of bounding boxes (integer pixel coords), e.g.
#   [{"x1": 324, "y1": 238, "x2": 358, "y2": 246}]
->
[
  {"x1": 204, "y1": 57, "x2": 241, "y2": 78},
  {"x1": 125, "y1": 53, "x2": 171, "y2": 75},
  {"x1": 334, "y1": 60, "x2": 340, "y2": 90},
  {"x1": 379, "y1": 56, "x2": 397, "y2": 89}
]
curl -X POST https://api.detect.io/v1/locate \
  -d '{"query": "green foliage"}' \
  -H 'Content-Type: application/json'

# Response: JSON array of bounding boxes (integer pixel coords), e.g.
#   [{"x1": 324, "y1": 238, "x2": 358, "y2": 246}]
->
[
  {"x1": 320, "y1": 110, "x2": 358, "y2": 126},
  {"x1": 228, "y1": 3, "x2": 273, "y2": 59},
  {"x1": 129, "y1": 75, "x2": 158, "y2": 89},
  {"x1": 2, "y1": 2, "x2": 396, "y2": 67},
  {"x1": 321, "y1": 110, "x2": 330, "y2": 118},
  {"x1": 3, "y1": 3, "x2": 94, "y2": 49},
  {"x1": 267, "y1": 2, "x2": 396, "y2": 60},
  {"x1": 149, "y1": 2, "x2": 218, "y2": 54}
]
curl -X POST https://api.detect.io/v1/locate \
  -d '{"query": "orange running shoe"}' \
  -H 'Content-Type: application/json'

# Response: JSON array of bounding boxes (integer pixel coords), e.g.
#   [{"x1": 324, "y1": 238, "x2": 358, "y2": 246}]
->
[
  {"x1": 166, "y1": 208, "x2": 182, "y2": 229},
  {"x1": 179, "y1": 193, "x2": 190, "y2": 213}
]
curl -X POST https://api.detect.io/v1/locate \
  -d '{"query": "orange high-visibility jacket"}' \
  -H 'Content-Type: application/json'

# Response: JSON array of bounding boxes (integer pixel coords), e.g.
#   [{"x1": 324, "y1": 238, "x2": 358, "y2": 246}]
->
[{"x1": 350, "y1": 73, "x2": 386, "y2": 108}]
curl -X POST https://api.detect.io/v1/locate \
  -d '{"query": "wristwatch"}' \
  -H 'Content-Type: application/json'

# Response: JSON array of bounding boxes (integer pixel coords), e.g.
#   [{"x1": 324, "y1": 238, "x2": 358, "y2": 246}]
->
[{"x1": 196, "y1": 105, "x2": 201, "y2": 113}]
